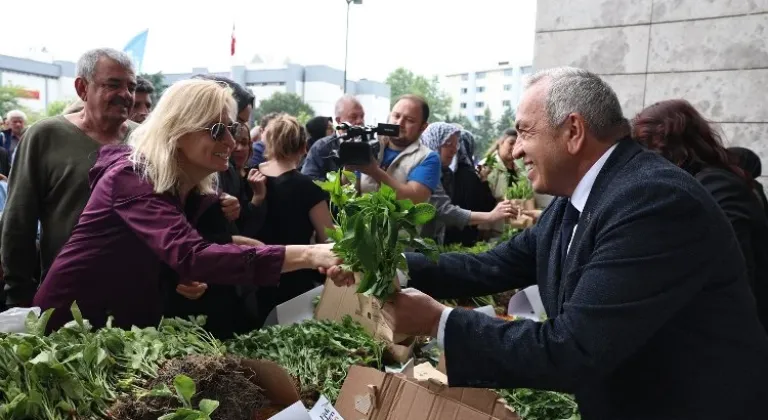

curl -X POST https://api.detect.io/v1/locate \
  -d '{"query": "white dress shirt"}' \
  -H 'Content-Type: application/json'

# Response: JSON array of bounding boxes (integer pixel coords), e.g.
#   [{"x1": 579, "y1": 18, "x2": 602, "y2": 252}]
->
[{"x1": 435, "y1": 143, "x2": 618, "y2": 349}]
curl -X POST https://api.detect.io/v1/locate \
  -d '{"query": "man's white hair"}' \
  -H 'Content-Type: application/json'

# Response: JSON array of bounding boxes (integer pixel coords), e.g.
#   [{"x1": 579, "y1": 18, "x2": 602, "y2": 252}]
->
[
  {"x1": 526, "y1": 67, "x2": 625, "y2": 138},
  {"x1": 334, "y1": 95, "x2": 362, "y2": 119},
  {"x1": 76, "y1": 48, "x2": 135, "y2": 82},
  {"x1": 6, "y1": 110, "x2": 27, "y2": 121}
]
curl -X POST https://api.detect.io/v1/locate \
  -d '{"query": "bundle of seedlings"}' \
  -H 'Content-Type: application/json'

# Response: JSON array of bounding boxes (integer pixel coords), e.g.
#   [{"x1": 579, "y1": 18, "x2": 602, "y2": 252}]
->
[{"x1": 315, "y1": 170, "x2": 439, "y2": 301}]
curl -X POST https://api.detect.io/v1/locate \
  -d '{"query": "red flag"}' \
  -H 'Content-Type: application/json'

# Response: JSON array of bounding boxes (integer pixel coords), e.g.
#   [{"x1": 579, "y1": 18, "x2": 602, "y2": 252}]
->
[{"x1": 230, "y1": 24, "x2": 236, "y2": 56}]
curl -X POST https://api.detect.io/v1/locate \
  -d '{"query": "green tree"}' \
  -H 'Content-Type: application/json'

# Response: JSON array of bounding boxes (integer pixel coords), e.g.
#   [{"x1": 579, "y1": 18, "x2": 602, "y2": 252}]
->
[
  {"x1": 474, "y1": 108, "x2": 497, "y2": 156},
  {"x1": 445, "y1": 114, "x2": 475, "y2": 130},
  {"x1": 0, "y1": 86, "x2": 22, "y2": 119},
  {"x1": 46, "y1": 100, "x2": 70, "y2": 117},
  {"x1": 385, "y1": 68, "x2": 452, "y2": 122},
  {"x1": 139, "y1": 72, "x2": 169, "y2": 104},
  {"x1": 253, "y1": 92, "x2": 315, "y2": 123},
  {"x1": 22, "y1": 108, "x2": 45, "y2": 125},
  {"x1": 497, "y1": 106, "x2": 516, "y2": 133}
]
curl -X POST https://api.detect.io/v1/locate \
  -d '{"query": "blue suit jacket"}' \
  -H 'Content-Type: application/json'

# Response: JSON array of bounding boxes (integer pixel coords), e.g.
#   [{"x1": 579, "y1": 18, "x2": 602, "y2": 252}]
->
[{"x1": 406, "y1": 138, "x2": 768, "y2": 420}]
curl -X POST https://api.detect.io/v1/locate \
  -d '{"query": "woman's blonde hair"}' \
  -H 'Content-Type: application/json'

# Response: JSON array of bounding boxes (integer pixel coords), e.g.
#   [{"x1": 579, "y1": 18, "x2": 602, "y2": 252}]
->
[
  {"x1": 128, "y1": 79, "x2": 237, "y2": 194},
  {"x1": 264, "y1": 114, "x2": 307, "y2": 161}
]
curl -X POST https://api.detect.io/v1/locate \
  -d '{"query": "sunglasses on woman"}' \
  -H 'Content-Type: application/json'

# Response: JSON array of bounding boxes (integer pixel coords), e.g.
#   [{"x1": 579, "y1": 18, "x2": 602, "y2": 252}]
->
[{"x1": 203, "y1": 122, "x2": 245, "y2": 141}]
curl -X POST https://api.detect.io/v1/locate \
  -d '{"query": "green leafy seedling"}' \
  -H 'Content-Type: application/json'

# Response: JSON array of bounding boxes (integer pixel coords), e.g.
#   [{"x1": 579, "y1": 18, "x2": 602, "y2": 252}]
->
[{"x1": 315, "y1": 170, "x2": 439, "y2": 302}]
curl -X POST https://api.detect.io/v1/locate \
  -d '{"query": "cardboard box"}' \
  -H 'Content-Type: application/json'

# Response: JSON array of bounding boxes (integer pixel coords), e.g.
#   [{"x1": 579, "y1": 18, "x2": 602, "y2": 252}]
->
[
  {"x1": 238, "y1": 359, "x2": 302, "y2": 420},
  {"x1": 269, "y1": 395, "x2": 345, "y2": 420},
  {"x1": 315, "y1": 276, "x2": 413, "y2": 364},
  {"x1": 334, "y1": 365, "x2": 520, "y2": 420},
  {"x1": 263, "y1": 285, "x2": 325, "y2": 327}
]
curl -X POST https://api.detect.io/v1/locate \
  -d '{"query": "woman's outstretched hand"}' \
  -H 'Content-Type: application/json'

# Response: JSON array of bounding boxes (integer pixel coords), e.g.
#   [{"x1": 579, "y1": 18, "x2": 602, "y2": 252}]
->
[{"x1": 319, "y1": 264, "x2": 356, "y2": 287}]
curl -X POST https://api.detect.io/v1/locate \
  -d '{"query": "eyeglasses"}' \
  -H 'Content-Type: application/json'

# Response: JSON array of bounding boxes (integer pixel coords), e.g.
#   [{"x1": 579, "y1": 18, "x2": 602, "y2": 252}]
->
[{"x1": 202, "y1": 122, "x2": 244, "y2": 141}]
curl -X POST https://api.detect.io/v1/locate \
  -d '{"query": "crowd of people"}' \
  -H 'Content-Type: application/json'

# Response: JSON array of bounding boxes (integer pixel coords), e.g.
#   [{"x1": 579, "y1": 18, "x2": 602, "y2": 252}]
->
[{"x1": 1, "y1": 47, "x2": 767, "y2": 418}]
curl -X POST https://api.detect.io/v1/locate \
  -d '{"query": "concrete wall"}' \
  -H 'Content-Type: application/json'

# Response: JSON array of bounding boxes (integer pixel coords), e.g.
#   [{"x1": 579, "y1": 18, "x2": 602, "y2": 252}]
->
[{"x1": 533, "y1": 0, "x2": 768, "y2": 184}]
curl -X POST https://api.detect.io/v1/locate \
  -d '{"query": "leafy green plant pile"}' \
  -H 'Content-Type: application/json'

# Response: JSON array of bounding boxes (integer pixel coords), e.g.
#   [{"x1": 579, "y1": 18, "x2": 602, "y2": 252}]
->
[
  {"x1": 228, "y1": 317, "x2": 385, "y2": 403},
  {"x1": 0, "y1": 305, "x2": 380, "y2": 419},
  {"x1": 497, "y1": 388, "x2": 580, "y2": 420},
  {"x1": 506, "y1": 178, "x2": 534, "y2": 200},
  {"x1": 0, "y1": 304, "x2": 223, "y2": 419},
  {"x1": 316, "y1": 170, "x2": 439, "y2": 301}
]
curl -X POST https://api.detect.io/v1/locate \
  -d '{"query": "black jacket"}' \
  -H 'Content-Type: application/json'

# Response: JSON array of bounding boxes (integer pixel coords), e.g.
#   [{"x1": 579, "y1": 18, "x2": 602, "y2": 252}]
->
[
  {"x1": 0, "y1": 147, "x2": 10, "y2": 177},
  {"x1": 218, "y1": 162, "x2": 266, "y2": 238},
  {"x1": 406, "y1": 138, "x2": 768, "y2": 420},
  {"x1": 162, "y1": 193, "x2": 256, "y2": 339},
  {"x1": 442, "y1": 162, "x2": 497, "y2": 246},
  {"x1": 694, "y1": 166, "x2": 768, "y2": 333}
]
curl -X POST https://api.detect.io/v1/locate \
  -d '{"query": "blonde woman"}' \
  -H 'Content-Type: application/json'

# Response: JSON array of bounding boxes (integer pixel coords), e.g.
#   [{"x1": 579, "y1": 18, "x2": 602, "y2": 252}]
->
[
  {"x1": 253, "y1": 114, "x2": 334, "y2": 325},
  {"x1": 33, "y1": 79, "x2": 342, "y2": 332}
]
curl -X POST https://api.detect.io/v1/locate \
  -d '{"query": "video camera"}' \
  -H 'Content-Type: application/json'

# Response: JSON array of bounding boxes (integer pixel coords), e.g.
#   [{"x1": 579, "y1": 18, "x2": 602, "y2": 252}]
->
[{"x1": 333, "y1": 123, "x2": 400, "y2": 166}]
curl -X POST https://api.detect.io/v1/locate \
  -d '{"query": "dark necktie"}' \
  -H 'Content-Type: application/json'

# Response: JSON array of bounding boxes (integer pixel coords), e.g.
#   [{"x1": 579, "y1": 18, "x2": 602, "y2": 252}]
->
[{"x1": 560, "y1": 201, "x2": 580, "y2": 269}]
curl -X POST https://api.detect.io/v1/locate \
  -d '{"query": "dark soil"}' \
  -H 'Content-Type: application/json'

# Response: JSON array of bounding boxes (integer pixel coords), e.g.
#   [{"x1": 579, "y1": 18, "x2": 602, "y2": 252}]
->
[
  {"x1": 291, "y1": 375, "x2": 321, "y2": 408},
  {"x1": 109, "y1": 355, "x2": 269, "y2": 420},
  {"x1": 493, "y1": 290, "x2": 517, "y2": 314},
  {"x1": 299, "y1": 384, "x2": 321, "y2": 408}
]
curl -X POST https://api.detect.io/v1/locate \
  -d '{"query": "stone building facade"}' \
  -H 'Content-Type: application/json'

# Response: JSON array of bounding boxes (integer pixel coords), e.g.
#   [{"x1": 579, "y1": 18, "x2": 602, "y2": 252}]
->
[{"x1": 533, "y1": 0, "x2": 768, "y2": 183}]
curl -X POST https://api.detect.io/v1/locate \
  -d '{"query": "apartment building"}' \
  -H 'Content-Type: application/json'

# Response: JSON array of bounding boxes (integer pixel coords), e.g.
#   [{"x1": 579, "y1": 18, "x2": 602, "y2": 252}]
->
[{"x1": 441, "y1": 62, "x2": 533, "y2": 123}]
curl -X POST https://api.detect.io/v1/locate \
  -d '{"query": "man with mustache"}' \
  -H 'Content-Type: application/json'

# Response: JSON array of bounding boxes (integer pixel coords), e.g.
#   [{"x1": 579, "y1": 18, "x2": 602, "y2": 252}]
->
[
  {"x1": 1, "y1": 48, "x2": 139, "y2": 307},
  {"x1": 352, "y1": 94, "x2": 439, "y2": 204}
]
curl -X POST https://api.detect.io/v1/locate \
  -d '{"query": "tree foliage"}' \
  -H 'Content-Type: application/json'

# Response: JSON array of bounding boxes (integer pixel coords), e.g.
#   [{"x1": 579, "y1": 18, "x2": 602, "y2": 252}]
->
[
  {"x1": 385, "y1": 68, "x2": 452, "y2": 122},
  {"x1": 445, "y1": 114, "x2": 475, "y2": 131},
  {"x1": 474, "y1": 108, "x2": 498, "y2": 156},
  {"x1": 139, "y1": 72, "x2": 169, "y2": 104},
  {"x1": 253, "y1": 92, "x2": 315, "y2": 123},
  {"x1": 46, "y1": 100, "x2": 70, "y2": 117},
  {"x1": 497, "y1": 107, "x2": 516, "y2": 133},
  {"x1": 0, "y1": 86, "x2": 22, "y2": 119}
]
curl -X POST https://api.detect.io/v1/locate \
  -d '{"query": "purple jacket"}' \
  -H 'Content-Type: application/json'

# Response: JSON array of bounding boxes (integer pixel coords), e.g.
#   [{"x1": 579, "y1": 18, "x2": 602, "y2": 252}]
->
[{"x1": 34, "y1": 145, "x2": 285, "y2": 331}]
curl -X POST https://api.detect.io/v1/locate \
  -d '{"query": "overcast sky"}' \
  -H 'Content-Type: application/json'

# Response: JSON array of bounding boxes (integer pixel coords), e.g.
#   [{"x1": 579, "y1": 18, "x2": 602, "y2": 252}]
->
[{"x1": 2, "y1": 0, "x2": 537, "y2": 82}]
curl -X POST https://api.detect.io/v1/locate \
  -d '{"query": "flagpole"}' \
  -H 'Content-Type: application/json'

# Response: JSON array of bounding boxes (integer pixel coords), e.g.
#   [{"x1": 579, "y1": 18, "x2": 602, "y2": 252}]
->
[
  {"x1": 343, "y1": 0, "x2": 350, "y2": 93},
  {"x1": 230, "y1": 23, "x2": 236, "y2": 69},
  {"x1": 343, "y1": 0, "x2": 362, "y2": 94}
]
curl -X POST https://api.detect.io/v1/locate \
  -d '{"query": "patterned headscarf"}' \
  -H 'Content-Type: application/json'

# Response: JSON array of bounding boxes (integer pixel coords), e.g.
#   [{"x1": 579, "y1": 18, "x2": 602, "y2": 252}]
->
[{"x1": 420, "y1": 122, "x2": 461, "y2": 152}]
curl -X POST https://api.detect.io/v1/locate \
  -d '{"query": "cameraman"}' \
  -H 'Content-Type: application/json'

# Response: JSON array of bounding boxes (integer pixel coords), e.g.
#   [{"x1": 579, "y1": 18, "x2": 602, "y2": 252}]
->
[
  {"x1": 302, "y1": 95, "x2": 365, "y2": 181},
  {"x1": 350, "y1": 95, "x2": 438, "y2": 204}
]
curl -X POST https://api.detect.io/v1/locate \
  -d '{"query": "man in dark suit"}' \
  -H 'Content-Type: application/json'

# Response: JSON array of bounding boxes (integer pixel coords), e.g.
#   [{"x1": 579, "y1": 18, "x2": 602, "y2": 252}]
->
[{"x1": 328, "y1": 67, "x2": 768, "y2": 419}]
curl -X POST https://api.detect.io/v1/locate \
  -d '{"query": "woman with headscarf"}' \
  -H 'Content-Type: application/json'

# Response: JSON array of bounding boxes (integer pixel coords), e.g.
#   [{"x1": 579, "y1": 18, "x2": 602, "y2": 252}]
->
[
  {"x1": 633, "y1": 99, "x2": 768, "y2": 333},
  {"x1": 729, "y1": 146, "x2": 768, "y2": 217},
  {"x1": 419, "y1": 122, "x2": 514, "y2": 245}
]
